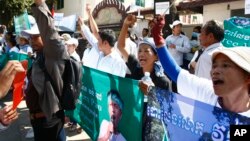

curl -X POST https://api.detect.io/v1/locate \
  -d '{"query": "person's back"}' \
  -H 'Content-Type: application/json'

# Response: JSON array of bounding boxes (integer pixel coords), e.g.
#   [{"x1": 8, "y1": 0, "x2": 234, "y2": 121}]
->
[{"x1": 194, "y1": 20, "x2": 224, "y2": 79}]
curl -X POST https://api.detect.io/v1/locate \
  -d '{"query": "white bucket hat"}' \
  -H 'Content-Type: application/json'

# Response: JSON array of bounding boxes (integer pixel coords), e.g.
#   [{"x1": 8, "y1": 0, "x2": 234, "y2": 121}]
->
[{"x1": 212, "y1": 47, "x2": 250, "y2": 73}]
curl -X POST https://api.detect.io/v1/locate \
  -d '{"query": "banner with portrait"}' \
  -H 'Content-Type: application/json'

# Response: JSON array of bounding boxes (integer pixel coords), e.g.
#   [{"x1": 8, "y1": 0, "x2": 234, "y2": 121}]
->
[
  {"x1": 65, "y1": 66, "x2": 144, "y2": 141},
  {"x1": 146, "y1": 87, "x2": 250, "y2": 141}
]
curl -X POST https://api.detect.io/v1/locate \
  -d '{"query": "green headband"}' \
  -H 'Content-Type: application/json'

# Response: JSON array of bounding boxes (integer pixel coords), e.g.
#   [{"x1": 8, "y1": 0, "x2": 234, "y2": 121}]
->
[{"x1": 108, "y1": 93, "x2": 124, "y2": 110}]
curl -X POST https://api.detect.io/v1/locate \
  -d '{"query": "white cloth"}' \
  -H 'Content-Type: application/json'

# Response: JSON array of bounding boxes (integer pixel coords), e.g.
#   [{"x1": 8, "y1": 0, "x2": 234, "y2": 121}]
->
[
  {"x1": 188, "y1": 50, "x2": 199, "y2": 69},
  {"x1": 19, "y1": 45, "x2": 33, "y2": 54},
  {"x1": 114, "y1": 38, "x2": 138, "y2": 59},
  {"x1": 9, "y1": 46, "x2": 19, "y2": 53},
  {"x1": 194, "y1": 43, "x2": 221, "y2": 79},
  {"x1": 177, "y1": 69, "x2": 250, "y2": 117},
  {"x1": 114, "y1": 38, "x2": 138, "y2": 74},
  {"x1": 81, "y1": 25, "x2": 126, "y2": 77},
  {"x1": 81, "y1": 26, "x2": 99, "y2": 69},
  {"x1": 70, "y1": 51, "x2": 80, "y2": 62},
  {"x1": 98, "y1": 120, "x2": 126, "y2": 141},
  {"x1": 165, "y1": 34, "x2": 191, "y2": 66}
]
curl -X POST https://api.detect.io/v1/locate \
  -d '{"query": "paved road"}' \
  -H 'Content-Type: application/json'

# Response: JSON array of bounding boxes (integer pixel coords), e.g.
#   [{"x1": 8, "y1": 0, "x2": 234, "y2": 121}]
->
[{"x1": 0, "y1": 93, "x2": 91, "y2": 141}]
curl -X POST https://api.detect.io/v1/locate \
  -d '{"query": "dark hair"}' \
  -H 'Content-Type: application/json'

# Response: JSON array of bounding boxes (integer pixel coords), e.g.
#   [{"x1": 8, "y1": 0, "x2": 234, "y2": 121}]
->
[
  {"x1": 143, "y1": 28, "x2": 149, "y2": 33},
  {"x1": 8, "y1": 36, "x2": 17, "y2": 46},
  {"x1": 99, "y1": 29, "x2": 116, "y2": 47},
  {"x1": 194, "y1": 26, "x2": 201, "y2": 33},
  {"x1": 0, "y1": 26, "x2": 5, "y2": 34},
  {"x1": 202, "y1": 20, "x2": 224, "y2": 42}
]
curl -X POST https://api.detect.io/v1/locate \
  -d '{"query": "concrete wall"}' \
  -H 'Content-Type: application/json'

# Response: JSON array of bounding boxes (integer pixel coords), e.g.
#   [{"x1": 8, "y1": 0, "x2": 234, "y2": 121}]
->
[{"x1": 203, "y1": 0, "x2": 244, "y2": 24}]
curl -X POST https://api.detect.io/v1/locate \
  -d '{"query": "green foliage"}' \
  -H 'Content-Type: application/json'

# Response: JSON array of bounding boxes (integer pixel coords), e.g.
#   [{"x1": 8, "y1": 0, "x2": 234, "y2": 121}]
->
[{"x1": 0, "y1": 0, "x2": 33, "y2": 31}]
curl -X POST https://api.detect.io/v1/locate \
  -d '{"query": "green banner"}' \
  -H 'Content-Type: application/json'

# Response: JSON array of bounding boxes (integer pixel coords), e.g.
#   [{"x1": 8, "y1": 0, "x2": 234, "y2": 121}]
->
[
  {"x1": 0, "y1": 52, "x2": 32, "y2": 70},
  {"x1": 66, "y1": 66, "x2": 144, "y2": 141},
  {"x1": 222, "y1": 16, "x2": 250, "y2": 48},
  {"x1": 14, "y1": 10, "x2": 31, "y2": 35}
]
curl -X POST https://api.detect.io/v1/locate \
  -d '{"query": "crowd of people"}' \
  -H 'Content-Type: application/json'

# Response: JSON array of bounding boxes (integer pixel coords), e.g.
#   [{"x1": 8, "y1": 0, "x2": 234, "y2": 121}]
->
[{"x1": 0, "y1": 0, "x2": 250, "y2": 141}]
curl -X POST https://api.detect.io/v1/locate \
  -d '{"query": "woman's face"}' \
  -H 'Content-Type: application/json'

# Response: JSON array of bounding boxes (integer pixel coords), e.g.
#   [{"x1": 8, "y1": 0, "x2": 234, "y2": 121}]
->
[
  {"x1": 138, "y1": 44, "x2": 158, "y2": 69},
  {"x1": 210, "y1": 54, "x2": 250, "y2": 98}
]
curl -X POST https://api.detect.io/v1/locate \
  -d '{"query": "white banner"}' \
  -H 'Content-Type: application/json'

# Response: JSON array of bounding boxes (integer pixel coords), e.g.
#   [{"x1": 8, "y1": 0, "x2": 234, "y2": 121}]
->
[{"x1": 155, "y1": 2, "x2": 170, "y2": 15}]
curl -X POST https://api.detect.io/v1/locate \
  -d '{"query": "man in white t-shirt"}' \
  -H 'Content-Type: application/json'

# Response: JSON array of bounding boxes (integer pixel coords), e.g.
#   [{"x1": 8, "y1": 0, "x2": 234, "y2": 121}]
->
[
  {"x1": 78, "y1": 17, "x2": 126, "y2": 77},
  {"x1": 194, "y1": 20, "x2": 224, "y2": 79}
]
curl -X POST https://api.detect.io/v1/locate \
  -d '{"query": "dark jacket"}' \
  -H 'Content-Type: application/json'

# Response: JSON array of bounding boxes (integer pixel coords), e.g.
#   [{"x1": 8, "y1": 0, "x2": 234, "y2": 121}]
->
[
  {"x1": 26, "y1": 2, "x2": 69, "y2": 119},
  {"x1": 126, "y1": 55, "x2": 171, "y2": 90}
]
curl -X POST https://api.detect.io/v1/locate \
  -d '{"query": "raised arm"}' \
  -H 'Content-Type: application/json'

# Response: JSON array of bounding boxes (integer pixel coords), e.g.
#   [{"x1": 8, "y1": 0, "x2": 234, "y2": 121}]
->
[
  {"x1": 86, "y1": 4, "x2": 100, "y2": 40},
  {"x1": 32, "y1": 0, "x2": 67, "y2": 60},
  {"x1": 117, "y1": 14, "x2": 136, "y2": 61},
  {"x1": 78, "y1": 17, "x2": 99, "y2": 52},
  {"x1": 151, "y1": 16, "x2": 181, "y2": 82}
]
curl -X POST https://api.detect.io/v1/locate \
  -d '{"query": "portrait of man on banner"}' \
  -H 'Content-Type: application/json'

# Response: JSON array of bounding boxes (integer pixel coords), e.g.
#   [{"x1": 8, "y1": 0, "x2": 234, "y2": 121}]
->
[{"x1": 98, "y1": 90, "x2": 126, "y2": 141}]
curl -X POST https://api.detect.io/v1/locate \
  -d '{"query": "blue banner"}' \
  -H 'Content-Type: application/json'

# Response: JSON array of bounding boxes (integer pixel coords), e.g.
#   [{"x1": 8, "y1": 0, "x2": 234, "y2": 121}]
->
[{"x1": 147, "y1": 88, "x2": 250, "y2": 141}]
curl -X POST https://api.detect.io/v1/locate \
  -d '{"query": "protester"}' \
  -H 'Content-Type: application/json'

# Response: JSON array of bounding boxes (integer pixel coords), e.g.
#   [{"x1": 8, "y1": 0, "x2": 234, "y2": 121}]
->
[
  {"x1": 194, "y1": 20, "x2": 224, "y2": 79},
  {"x1": 21, "y1": 0, "x2": 68, "y2": 140},
  {"x1": 98, "y1": 90, "x2": 126, "y2": 141},
  {"x1": 66, "y1": 38, "x2": 80, "y2": 62},
  {"x1": 190, "y1": 26, "x2": 201, "y2": 50},
  {"x1": 165, "y1": 20, "x2": 191, "y2": 67},
  {"x1": 18, "y1": 35, "x2": 33, "y2": 56},
  {"x1": 117, "y1": 14, "x2": 171, "y2": 141},
  {"x1": 65, "y1": 37, "x2": 82, "y2": 133},
  {"x1": 0, "y1": 60, "x2": 24, "y2": 131},
  {"x1": 79, "y1": 5, "x2": 126, "y2": 77},
  {"x1": 151, "y1": 15, "x2": 250, "y2": 117},
  {"x1": 7, "y1": 36, "x2": 19, "y2": 53}
]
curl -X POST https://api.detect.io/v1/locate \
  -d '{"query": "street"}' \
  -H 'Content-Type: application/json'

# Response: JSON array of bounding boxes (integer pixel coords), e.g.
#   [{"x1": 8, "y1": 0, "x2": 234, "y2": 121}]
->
[{"x1": 0, "y1": 92, "x2": 91, "y2": 141}]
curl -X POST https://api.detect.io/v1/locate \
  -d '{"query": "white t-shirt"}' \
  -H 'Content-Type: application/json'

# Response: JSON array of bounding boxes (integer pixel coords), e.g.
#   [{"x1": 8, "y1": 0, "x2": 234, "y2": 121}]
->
[
  {"x1": 177, "y1": 69, "x2": 250, "y2": 117},
  {"x1": 98, "y1": 120, "x2": 126, "y2": 141},
  {"x1": 19, "y1": 45, "x2": 33, "y2": 54},
  {"x1": 194, "y1": 43, "x2": 221, "y2": 79},
  {"x1": 9, "y1": 46, "x2": 19, "y2": 53},
  {"x1": 81, "y1": 25, "x2": 126, "y2": 77}
]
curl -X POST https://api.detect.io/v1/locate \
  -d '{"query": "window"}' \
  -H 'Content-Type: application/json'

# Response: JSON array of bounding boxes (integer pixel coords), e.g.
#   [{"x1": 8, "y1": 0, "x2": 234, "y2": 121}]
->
[
  {"x1": 57, "y1": 0, "x2": 64, "y2": 10},
  {"x1": 231, "y1": 9, "x2": 250, "y2": 18}
]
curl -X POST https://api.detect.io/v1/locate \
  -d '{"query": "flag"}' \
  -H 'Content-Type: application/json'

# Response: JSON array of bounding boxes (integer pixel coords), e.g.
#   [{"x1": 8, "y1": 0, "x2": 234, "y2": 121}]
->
[
  {"x1": 12, "y1": 60, "x2": 28, "y2": 109},
  {"x1": 14, "y1": 10, "x2": 31, "y2": 35},
  {"x1": 51, "y1": 3, "x2": 55, "y2": 17}
]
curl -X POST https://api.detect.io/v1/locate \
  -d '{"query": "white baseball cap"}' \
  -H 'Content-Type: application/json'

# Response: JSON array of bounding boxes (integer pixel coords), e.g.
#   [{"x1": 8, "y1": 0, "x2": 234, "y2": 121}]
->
[
  {"x1": 212, "y1": 47, "x2": 250, "y2": 73},
  {"x1": 65, "y1": 38, "x2": 79, "y2": 47},
  {"x1": 170, "y1": 20, "x2": 182, "y2": 29}
]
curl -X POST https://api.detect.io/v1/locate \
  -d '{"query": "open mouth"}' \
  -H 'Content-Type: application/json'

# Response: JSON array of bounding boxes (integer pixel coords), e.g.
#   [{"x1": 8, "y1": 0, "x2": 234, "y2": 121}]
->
[
  {"x1": 213, "y1": 80, "x2": 224, "y2": 85},
  {"x1": 139, "y1": 58, "x2": 146, "y2": 63}
]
